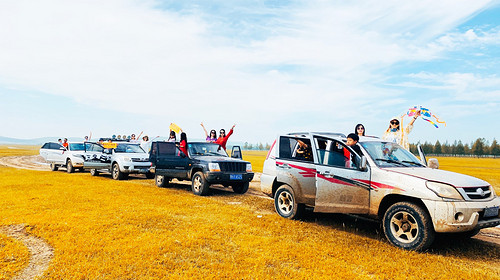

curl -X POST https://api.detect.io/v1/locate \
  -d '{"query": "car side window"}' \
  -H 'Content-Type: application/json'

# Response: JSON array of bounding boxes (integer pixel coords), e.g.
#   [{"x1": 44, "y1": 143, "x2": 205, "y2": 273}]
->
[
  {"x1": 279, "y1": 137, "x2": 313, "y2": 162},
  {"x1": 314, "y1": 137, "x2": 357, "y2": 169},
  {"x1": 49, "y1": 143, "x2": 62, "y2": 150},
  {"x1": 157, "y1": 142, "x2": 182, "y2": 157}
]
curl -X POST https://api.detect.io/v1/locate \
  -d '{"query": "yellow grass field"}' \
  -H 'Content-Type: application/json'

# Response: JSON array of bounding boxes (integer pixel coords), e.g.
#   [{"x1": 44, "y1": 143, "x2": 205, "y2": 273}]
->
[
  {"x1": 0, "y1": 234, "x2": 30, "y2": 279},
  {"x1": 0, "y1": 146, "x2": 499, "y2": 279}
]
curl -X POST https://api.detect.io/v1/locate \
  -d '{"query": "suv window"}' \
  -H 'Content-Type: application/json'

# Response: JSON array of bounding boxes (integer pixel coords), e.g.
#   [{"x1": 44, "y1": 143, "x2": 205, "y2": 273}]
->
[
  {"x1": 279, "y1": 137, "x2": 313, "y2": 162},
  {"x1": 156, "y1": 142, "x2": 179, "y2": 157},
  {"x1": 49, "y1": 143, "x2": 63, "y2": 149},
  {"x1": 314, "y1": 137, "x2": 356, "y2": 169}
]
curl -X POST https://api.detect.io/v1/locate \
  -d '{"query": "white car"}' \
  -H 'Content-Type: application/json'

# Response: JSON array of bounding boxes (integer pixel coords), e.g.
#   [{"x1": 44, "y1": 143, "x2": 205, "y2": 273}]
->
[
  {"x1": 87, "y1": 142, "x2": 152, "y2": 180},
  {"x1": 39, "y1": 142, "x2": 105, "y2": 173},
  {"x1": 261, "y1": 132, "x2": 500, "y2": 250}
]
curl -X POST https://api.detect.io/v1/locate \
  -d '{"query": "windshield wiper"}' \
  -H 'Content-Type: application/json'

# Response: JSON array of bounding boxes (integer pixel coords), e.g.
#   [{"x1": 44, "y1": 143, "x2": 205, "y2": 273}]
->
[
  {"x1": 401, "y1": 160, "x2": 426, "y2": 167},
  {"x1": 375, "y1": 158, "x2": 408, "y2": 167}
]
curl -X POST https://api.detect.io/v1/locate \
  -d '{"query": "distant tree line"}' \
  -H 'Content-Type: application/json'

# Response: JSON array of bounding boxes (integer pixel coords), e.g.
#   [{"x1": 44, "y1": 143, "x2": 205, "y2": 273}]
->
[
  {"x1": 243, "y1": 142, "x2": 271, "y2": 150},
  {"x1": 409, "y1": 138, "x2": 500, "y2": 157}
]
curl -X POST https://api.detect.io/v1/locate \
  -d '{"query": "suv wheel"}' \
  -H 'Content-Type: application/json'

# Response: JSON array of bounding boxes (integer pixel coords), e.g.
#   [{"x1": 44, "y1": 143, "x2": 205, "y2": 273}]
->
[
  {"x1": 90, "y1": 169, "x2": 99, "y2": 176},
  {"x1": 383, "y1": 202, "x2": 435, "y2": 251},
  {"x1": 155, "y1": 175, "x2": 170, "y2": 188},
  {"x1": 191, "y1": 171, "x2": 210, "y2": 196},
  {"x1": 232, "y1": 182, "x2": 249, "y2": 194},
  {"x1": 112, "y1": 163, "x2": 125, "y2": 180},
  {"x1": 274, "y1": 185, "x2": 304, "y2": 219},
  {"x1": 50, "y1": 164, "x2": 58, "y2": 171},
  {"x1": 66, "y1": 160, "x2": 74, "y2": 173}
]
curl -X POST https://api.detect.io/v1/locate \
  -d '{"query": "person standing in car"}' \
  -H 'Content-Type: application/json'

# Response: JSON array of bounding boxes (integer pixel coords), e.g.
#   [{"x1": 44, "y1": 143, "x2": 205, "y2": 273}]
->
[{"x1": 215, "y1": 124, "x2": 235, "y2": 150}]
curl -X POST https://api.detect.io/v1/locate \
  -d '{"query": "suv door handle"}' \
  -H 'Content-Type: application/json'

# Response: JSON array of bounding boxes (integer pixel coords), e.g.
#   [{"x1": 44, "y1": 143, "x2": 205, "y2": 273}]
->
[
  {"x1": 320, "y1": 171, "x2": 332, "y2": 177},
  {"x1": 277, "y1": 163, "x2": 291, "y2": 169}
]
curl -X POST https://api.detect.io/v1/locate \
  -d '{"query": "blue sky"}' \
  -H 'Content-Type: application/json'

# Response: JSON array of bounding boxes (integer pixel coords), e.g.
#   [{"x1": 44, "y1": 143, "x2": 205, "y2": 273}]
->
[{"x1": 0, "y1": 0, "x2": 499, "y2": 145}]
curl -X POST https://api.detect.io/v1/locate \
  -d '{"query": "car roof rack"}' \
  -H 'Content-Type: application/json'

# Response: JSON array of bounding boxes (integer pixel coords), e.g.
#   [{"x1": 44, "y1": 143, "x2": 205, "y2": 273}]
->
[{"x1": 287, "y1": 132, "x2": 346, "y2": 138}]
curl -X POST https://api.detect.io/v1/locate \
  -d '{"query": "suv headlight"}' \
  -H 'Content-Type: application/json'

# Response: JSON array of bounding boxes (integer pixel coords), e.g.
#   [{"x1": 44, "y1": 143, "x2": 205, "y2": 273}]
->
[
  {"x1": 123, "y1": 156, "x2": 131, "y2": 162},
  {"x1": 208, "y1": 163, "x2": 220, "y2": 172},
  {"x1": 246, "y1": 163, "x2": 252, "y2": 172},
  {"x1": 426, "y1": 181, "x2": 463, "y2": 200}
]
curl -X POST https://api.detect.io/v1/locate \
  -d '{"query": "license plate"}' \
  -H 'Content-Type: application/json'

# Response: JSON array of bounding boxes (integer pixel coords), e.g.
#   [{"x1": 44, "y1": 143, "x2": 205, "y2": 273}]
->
[
  {"x1": 230, "y1": 174, "x2": 243, "y2": 180},
  {"x1": 484, "y1": 206, "x2": 499, "y2": 218}
]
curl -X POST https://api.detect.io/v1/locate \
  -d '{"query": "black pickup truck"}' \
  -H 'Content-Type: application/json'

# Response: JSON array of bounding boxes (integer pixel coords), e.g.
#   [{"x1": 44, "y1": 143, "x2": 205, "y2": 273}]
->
[{"x1": 149, "y1": 141, "x2": 254, "y2": 196}]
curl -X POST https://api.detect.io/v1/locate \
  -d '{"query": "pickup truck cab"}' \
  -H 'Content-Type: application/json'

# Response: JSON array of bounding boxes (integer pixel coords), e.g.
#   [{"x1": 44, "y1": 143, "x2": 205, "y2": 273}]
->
[
  {"x1": 261, "y1": 132, "x2": 500, "y2": 250},
  {"x1": 149, "y1": 141, "x2": 254, "y2": 196},
  {"x1": 87, "y1": 142, "x2": 153, "y2": 180},
  {"x1": 40, "y1": 142, "x2": 105, "y2": 173}
]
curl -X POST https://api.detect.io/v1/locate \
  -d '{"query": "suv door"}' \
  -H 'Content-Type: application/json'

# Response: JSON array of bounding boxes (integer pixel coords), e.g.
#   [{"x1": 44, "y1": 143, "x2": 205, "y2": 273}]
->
[
  {"x1": 276, "y1": 136, "x2": 317, "y2": 204},
  {"x1": 151, "y1": 142, "x2": 190, "y2": 179},
  {"x1": 314, "y1": 137, "x2": 370, "y2": 214},
  {"x1": 82, "y1": 143, "x2": 110, "y2": 169}
]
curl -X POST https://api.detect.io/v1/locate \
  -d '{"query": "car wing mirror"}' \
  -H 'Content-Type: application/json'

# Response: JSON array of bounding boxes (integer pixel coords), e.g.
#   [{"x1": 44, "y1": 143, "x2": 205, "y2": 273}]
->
[
  {"x1": 358, "y1": 156, "x2": 367, "y2": 171},
  {"x1": 104, "y1": 149, "x2": 112, "y2": 154},
  {"x1": 428, "y1": 158, "x2": 439, "y2": 169},
  {"x1": 231, "y1": 146, "x2": 242, "y2": 159},
  {"x1": 417, "y1": 144, "x2": 427, "y2": 166}
]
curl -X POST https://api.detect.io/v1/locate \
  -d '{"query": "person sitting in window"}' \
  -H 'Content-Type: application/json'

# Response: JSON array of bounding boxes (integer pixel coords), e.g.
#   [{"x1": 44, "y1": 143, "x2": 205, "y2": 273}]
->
[{"x1": 296, "y1": 140, "x2": 313, "y2": 161}]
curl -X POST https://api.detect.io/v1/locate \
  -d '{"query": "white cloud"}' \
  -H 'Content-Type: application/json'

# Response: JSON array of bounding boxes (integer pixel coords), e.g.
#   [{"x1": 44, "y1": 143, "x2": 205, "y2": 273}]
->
[{"x1": 0, "y1": 0, "x2": 498, "y2": 142}]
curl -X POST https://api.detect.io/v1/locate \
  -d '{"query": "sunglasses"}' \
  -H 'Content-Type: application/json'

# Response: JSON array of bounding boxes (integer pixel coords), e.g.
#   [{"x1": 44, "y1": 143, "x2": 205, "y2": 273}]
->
[
  {"x1": 391, "y1": 121, "x2": 399, "y2": 125},
  {"x1": 357, "y1": 127, "x2": 364, "y2": 130}
]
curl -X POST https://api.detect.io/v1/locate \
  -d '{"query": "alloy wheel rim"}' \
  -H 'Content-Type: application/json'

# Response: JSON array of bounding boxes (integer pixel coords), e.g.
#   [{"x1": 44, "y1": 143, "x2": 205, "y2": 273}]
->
[
  {"x1": 390, "y1": 211, "x2": 419, "y2": 243},
  {"x1": 278, "y1": 191, "x2": 293, "y2": 215}
]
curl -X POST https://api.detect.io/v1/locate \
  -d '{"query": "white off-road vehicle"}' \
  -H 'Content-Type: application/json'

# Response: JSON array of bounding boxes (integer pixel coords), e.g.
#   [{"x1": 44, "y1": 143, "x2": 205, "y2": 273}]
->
[
  {"x1": 261, "y1": 132, "x2": 500, "y2": 250},
  {"x1": 40, "y1": 142, "x2": 105, "y2": 173},
  {"x1": 87, "y1": 142, "x2": 153, "y2": 180}
]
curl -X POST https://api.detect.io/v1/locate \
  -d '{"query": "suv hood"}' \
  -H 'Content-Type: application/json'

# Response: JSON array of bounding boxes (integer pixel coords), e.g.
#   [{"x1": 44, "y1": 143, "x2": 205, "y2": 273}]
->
[
  {"x1": 387, "y1": 168, "x2": 489, "y2": 187},
  {"x1": 192, "y1": 155, "x2": 248, "y2": 163}
]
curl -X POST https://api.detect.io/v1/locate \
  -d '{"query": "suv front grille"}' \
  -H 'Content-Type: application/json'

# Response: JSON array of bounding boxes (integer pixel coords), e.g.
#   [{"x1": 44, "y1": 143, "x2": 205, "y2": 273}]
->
[
  {"x1": 132, "y1": 158, "x2": 149, "y2": 162},
  {"x1": 219, "y1": 162, "x2": 246, "y2": 172},
  {"x1": 460, "y1": 186, "x2": 492, "y2": 200}
]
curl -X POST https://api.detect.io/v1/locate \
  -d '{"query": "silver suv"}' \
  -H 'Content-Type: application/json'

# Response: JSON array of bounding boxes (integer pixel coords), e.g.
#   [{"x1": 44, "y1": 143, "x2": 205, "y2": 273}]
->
[
  {"x1": 261, "y1": 132, "x2": 500, "y2": 250},
  {"x1": 40, "y1": 142, "x2": 104, "y2": 173},
  {"x1": 87, "y1": 142, "x2": 152, "y2": 180}
]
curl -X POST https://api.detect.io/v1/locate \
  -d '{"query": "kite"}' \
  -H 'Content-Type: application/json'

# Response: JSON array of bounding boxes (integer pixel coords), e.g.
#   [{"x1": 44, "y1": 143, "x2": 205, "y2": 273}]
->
[{"x1": 406, "y1": 106, "x2": 446, "y2": 128}]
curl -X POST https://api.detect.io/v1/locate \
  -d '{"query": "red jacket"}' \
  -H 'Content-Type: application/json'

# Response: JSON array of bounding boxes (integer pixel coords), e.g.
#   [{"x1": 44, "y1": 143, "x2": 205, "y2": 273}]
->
[
  {"x1": 215, "y1": 129, "x2": 233, "y2": 150},
  {"x1": 179, "y1": 140, "x2": 188, "y2": 157}
]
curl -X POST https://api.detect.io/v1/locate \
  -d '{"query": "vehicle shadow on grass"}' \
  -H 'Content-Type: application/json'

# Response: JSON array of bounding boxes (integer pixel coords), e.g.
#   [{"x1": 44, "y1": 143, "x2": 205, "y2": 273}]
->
[{"x1": 298, "y1": 209, "x2": 500, "y2": 258}]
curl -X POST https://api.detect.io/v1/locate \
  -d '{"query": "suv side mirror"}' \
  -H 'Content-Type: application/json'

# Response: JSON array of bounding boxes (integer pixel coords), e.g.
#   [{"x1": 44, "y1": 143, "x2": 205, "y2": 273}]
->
[
  {"x1": 417, "y1": 144, "x2": 427, "y2": 166},
  {"x1": 428, "y1": 158, "x2": 439, "y2": 169},
  {"x1": 231, "y1": 146, "x2": 242, "y2": 159},
  {"x1": 104, "y1": 149, "x2": 112, "y2": 154},
  {"x1": 358, "y1": 156, "x2": 367, "y2": 171}
]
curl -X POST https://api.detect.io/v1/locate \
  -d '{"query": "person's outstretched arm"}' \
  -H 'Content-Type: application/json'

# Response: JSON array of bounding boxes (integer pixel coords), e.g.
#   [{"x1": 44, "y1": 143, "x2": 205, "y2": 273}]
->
[{"x1": 200, "y1": 122, "x2": 209, "y2": 138}]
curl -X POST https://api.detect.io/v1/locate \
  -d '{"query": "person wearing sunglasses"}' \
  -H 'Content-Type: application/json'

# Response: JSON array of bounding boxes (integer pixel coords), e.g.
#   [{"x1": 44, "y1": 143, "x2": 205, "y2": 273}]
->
[
  {"x1": 215, "y1": 124, "x2": 236, "y2": 150},
  {"x1": 200, "y1": 122, "x2": 217, "y2": 143},
  {"x1": 382, "y1": 111, "x2": 420, "y2": 150},
  {"x1": 354, "y1": 124, "x2": 365, "y2": 136}
]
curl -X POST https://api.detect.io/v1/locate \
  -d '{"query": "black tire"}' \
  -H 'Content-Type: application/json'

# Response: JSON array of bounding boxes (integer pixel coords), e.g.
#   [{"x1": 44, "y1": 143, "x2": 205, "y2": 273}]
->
[
  {"x1": 232, "y1": 182, "x2": 249, "y2": 194},
  {"x1": 274, "y1": 185, "x2": 304, "y2": 219},
  {"x1": 66, "y1": 160, "x2": 74, "y2": 173},
  {"x1": 112, "y1": 163, "x2": 125, "y2": 180},
  {"x1": 90, "y1": 169, "x2": 99, "y2": 176},
  {"x1": 383, "y1": 202, "x2": 435, "y2": 251},
  {"x1": 145, "y1": 172, "x2": 155, "y2": 179},
  {"x1": 50, "y1": 164, "x2": 58, "y2": 171},
  {"x1": 155, "y1": 175, "x2": 170, "y2": 188},
  {"x1": 191, "y1": 171, "x2": 210, "y2": 196}
]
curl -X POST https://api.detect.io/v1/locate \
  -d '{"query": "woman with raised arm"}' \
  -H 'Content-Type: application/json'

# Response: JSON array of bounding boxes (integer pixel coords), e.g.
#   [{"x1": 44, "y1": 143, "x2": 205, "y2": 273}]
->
[
  {"x1": 200, "y1": 122, "x2": 217, "y2": 143},
  {"x1": 382, "y1": 111, "x2": 420, "y2": 150},
  {"x1": 215, "y1": 124, "x2": 235, "y2": 150}
]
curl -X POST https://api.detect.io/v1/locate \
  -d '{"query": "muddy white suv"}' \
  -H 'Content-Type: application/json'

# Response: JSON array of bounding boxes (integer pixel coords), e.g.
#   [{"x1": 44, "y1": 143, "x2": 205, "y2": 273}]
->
[{"x1": 261, "y1": 132, "x2": 500, "y2": 250}]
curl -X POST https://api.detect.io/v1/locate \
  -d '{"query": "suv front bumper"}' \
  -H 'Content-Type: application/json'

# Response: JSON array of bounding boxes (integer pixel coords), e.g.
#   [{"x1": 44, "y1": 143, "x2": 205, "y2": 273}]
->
[
  {"x1": 205, "y1": 172, "x2": 254, "y2": 184},
  {"x1": 122, "y1": 163, "x2": 152, "y2": 174},
  {"x1": 423, "y1": 197, "x2": 500, "y2": 233}
]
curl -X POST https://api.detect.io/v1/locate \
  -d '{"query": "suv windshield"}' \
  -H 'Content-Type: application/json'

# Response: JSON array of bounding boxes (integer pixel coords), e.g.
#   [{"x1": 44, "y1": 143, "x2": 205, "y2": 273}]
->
[
  {"x1": 188, "y1": 143, "x2": 228, "y2": 157},
  {"x1": 114, "y1": 144, "x2": 145, "y2": 153},
  {"x1": 360, "y1": 141, "x2": 424, "y2": 168},
  {"x1": 68, "y1": 143, "x2": 85, "y2": 151}
]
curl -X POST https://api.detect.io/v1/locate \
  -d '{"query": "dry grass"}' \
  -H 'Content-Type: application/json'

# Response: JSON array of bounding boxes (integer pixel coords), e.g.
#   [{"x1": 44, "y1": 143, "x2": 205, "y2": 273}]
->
[
  {"x1": 0, "y1": 145, "x2": 39, "y2": 157},
  {"x1": 0, "y1": 147, "x2": 499, "y2": 279},
  {"x1": 0, "y1": 233, "x2": 30, "y2": 280},
  {"x1": 242, "y1": 150, "x2": 267, "y2": 173}
]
